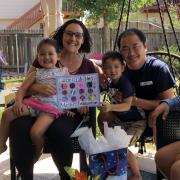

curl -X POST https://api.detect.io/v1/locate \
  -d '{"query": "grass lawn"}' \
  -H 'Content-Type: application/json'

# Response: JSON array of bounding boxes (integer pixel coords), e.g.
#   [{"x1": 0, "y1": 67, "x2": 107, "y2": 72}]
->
[
  {"x1": 2, "y1": 77, "x2": 24, "y2": 84},
  {"x1": 0, "y1": 78, "x2": 23, "y2": 121},
  {"x1": 0, "y1": 107, "x2": 4, "y2": 120}
]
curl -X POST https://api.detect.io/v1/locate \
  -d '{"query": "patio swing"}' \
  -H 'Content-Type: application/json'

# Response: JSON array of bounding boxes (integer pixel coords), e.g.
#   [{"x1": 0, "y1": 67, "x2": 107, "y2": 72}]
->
[{"x1": 113, "y1": 0, "x2": 180, "y2": 179}]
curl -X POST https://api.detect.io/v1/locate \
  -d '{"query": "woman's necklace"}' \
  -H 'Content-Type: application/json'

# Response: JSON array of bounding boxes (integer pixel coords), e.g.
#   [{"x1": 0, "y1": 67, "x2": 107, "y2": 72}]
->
[
  {"x1": 58, "y1": 53, "x2": 83, "y2": 75},
  {"x1": 58, "y1": 61, "x2": 79, "y2": 74}
]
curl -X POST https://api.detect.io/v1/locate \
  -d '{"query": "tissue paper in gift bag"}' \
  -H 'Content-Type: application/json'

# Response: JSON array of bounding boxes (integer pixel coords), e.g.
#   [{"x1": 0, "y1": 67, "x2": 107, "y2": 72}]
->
[{"x1": 89, "y1": 148, "x2": 127, "y2": 180}]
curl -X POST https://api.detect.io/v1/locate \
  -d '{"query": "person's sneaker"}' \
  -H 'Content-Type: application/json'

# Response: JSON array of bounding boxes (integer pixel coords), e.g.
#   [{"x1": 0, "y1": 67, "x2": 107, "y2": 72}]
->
[{"x1": 0, "y1": 144, "x2": 7, "y2": 154}]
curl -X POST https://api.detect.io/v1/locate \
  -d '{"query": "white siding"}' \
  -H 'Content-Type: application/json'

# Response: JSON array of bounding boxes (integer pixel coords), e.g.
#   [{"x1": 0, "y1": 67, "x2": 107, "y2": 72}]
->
[
  {"x1": 0, "y1": 0, "x2": 39, "y2": 19},
  {"x1": 0, "y1": 19, "x2": 15, "y2": 29}
]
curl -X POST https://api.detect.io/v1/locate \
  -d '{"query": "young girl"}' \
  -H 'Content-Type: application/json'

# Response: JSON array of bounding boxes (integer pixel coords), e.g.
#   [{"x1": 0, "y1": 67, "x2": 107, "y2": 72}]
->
[
  {"x1": 0, "y1": 38, "x2": 74, "y2": 160},
  {"x1": 98, "y1": 51, "x2": 142, "y2": 180}
]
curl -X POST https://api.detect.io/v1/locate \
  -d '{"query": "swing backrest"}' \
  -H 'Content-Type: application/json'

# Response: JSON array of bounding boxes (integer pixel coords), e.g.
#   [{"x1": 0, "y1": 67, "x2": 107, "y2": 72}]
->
[{"x1": 147, "y1": 51, "x2": 180, "y2": 96}]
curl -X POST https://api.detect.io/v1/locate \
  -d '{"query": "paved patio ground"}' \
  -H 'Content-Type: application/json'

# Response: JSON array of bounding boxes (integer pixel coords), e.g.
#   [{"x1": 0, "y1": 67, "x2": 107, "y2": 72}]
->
[
  {"x1": 0, "y1": 144, "x2": 158, "y2": 180},
  {"x1": 0, "y1": 146, "x2": 79, "y2": 180}
]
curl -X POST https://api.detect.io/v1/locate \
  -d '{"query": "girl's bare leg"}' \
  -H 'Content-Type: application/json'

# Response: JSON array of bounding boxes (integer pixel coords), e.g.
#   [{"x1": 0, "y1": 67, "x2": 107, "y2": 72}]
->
[
  {"x1": 0, "y1": 105, "x2": 30, "y2": 154},
  {"x1": 127, "y1": 149, "x2": 142, "y2": 180},
  {"x1": 30, "y1": 113, "x2": 54, "y2": 161},
  {"x1": 155, "y1": 141, "x2": 180, "y2": 179}
]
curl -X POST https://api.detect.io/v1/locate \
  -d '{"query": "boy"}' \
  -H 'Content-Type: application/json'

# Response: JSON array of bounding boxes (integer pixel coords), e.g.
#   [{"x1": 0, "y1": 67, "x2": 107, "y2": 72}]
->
[{"x1": 98, "y1": 51, "x2": 142, "y2": 180}]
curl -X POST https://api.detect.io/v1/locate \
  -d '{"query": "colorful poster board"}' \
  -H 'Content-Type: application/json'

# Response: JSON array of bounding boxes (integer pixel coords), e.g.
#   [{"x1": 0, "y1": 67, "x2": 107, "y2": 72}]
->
[{"x1": 56, "y1": 73, "x2": 100, "y2": 109}]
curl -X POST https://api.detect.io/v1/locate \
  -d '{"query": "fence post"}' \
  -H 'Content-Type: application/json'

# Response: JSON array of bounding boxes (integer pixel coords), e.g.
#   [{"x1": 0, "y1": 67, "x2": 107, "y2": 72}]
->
[{"x1": 15, "y1": 34, "x2": 19, "y2": 75}]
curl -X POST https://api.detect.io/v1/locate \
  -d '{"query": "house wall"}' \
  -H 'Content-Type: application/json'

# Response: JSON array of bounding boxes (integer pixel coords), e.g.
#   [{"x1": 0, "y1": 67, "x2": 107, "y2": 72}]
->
[
  {"x1": 29, "y1": 20, "x2": 43, "y2": 30},
  {"x1": 141, "y1": 12, "x2": 173, "y2": 27},
  {"x1": 0, "y1": 0, "x2": 39, "y2": 29},
  {"x1": 0, "y1": 0, "x2": 39, "y2": 19},
  {"x1": 0, "y1": 19, "x2": 15, "y2": 29}
]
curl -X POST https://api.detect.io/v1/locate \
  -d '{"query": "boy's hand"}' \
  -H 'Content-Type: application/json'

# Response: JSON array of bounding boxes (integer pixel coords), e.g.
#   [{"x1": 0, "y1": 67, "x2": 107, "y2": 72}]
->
[
  {"x1": 99, "y1": 102, "x2": 111, "y2": 112},
  {"x1": 148, "y1": 102, "x2": 170, "y2": 128},
  {"x1": 77, "y1": 107, "x2": 89, "y2": 114},
  {"x1": 13, "y1": 101, "x2": 24, "y2": 116},
  {"x1": 64, "y1": 110, "x2": 75, "y2": 117}
]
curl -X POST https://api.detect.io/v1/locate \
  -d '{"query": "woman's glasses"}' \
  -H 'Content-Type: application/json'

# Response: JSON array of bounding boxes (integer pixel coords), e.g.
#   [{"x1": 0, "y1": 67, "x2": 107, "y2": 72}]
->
[{"x1": 64, "y1": 30, "x2": 84, "y2": 39}]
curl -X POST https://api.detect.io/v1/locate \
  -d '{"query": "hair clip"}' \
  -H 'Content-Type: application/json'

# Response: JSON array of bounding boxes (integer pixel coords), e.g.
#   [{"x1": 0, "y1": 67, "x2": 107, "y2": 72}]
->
[
  {"x1": 88, "y1": 88, "x2": 93, "y2": 94},
  {"x1": 80, "y1": 95, "x2": 85, "y2": 101},
  {"x1": 71, "y1": 89, "x2": 76, "y2": 95},
  {"x1": 62, "y1": 83, "x2": 68, "y2": 90},
  {"x1": 79, "y1": 89, "x2": 85, "y2": 94},
  {"x1": 70, "y1": 83, "x2": 75, "y2": 89},
  {"x1": 87, "y1": 81, "x2": 92, "y2": 88},
  {"x1": 71, "y1": 96, "x2": 77, "y2": 102},
  {"x1": 62, "y1": 90, "x2": 68, "y2": 95},
  {"x1": 78, "y1": 82, "x2": 84, "y2": 89},
  {"x1": 88, "y1": 94, "x2": 95, "y2": 101},
  {"x1": 62, "y1": 96, "x2": 68, "y2": 102}
]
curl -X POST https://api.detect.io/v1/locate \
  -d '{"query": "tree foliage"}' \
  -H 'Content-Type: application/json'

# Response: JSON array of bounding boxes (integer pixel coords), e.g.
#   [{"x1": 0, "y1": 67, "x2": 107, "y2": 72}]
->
[
  {"x1": 167, "y1": 4, "x2": 180, "y2": 29},
  {"x1": 69, "y1": 0, "x2": 155, "y2": 27}
]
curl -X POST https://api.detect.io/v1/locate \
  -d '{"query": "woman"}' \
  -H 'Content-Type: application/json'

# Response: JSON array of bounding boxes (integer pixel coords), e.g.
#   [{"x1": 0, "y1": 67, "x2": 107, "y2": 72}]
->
[
  {"x1": 149, "y1": 96, "x2": 180, "y2": 180},
  {"x1": 9, "y1": 19, "x2": 100, "y2": 180}
]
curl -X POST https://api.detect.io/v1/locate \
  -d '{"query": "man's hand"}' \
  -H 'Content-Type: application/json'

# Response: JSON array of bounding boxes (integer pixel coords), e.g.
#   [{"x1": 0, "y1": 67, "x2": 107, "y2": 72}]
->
[
  {"x1": 112, "y1": 91, "x2": 123, "y2": 103},
  {"x1": 148, "y1": 102, "x2": 170, "y2": 128}
]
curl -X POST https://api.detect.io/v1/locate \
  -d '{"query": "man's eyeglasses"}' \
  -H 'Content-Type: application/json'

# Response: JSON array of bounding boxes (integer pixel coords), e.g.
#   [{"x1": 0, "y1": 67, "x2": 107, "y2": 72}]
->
[
  {"x1": 120, "y1": 44, "x2": 142, "y2": 54},
  {"x1": 64, "y1": 30, "x2": 83, "y2": 39}
]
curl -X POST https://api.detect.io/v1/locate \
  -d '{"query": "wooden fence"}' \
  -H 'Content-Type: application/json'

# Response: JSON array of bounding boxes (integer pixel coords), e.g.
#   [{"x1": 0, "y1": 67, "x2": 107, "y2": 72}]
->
[
  {"x1": 90, "y1": 29, "x2": 180, "y2": 53},
  {"x1": 0, "y1": 29, "x2": 180, "y2": 75},
  {"x1": 0, "y1": 30, "x2": 43, "y2": 75}
]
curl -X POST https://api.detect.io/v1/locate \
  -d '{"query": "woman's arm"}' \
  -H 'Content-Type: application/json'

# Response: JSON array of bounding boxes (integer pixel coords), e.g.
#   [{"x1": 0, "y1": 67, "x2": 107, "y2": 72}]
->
[
  {"x1": 27, "y1": 82, "x2": 57, "y2": 96},
  {"x1": 13, "y1": 71, "x2": 36, "y2": 116},
  {"x1": 132, "y1": 88, "x2": 174, "y2": 111},
  {"x1": 26, "y1": 65, "x2": 36, "y2": 76},
  {"x1": 163, "y1": 96, "x2": 180, "y2": 111},
  {"x1": 92, "y1": 61, "x2": 108, "y2": 89},
  {"x1": 93, "y1": 62, "x2": 103, "y2": 74},
  {"x1": 149, "y1": 102, "x2": 170, "y2": 128},
  {"x1": 15, "y1": 71, "x2": 36, "y2": 102}
]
